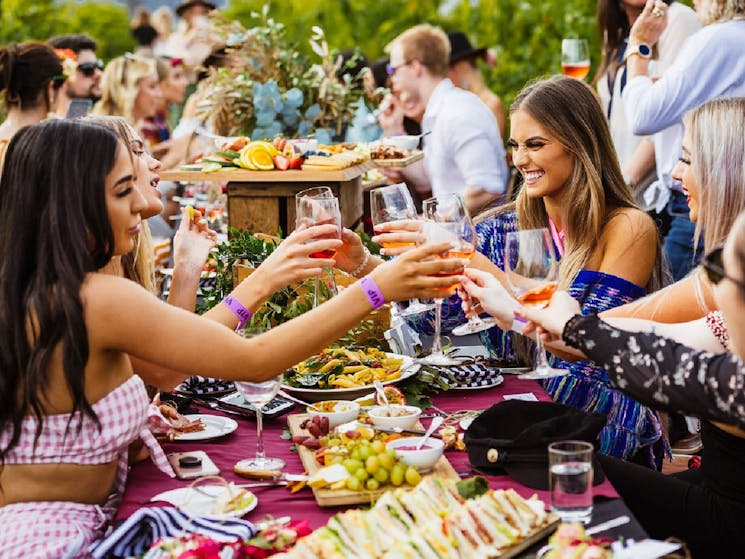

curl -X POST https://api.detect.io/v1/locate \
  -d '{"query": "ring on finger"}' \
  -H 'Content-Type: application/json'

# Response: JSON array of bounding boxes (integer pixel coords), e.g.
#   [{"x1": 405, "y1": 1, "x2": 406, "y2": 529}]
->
[{"x1": 652, "y1": 7, "x2": 663, "y2": 16}]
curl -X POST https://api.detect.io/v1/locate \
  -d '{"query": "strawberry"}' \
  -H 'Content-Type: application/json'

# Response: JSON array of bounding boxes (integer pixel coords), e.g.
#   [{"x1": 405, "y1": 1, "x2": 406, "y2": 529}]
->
[
  {"x1": 273, "y1": 155, "x2": 290, "y2": 170},
  {"x1": 289, "y1": 155, "x2": 304, "y2": 170}
]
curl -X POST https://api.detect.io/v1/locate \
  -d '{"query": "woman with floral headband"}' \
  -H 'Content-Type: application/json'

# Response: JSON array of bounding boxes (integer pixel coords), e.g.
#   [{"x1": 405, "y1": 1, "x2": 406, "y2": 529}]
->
[{"x1": 0, "y1": 42, "x2": 64, "y2": 167}]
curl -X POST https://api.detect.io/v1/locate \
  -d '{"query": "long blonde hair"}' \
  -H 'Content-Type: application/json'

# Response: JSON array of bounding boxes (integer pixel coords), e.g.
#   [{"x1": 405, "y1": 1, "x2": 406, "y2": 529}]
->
[
  {"x1": 697, "y1": 0, "x2": 745, "y2": 24},
  {"x1": 93, "y1": 54, "x2": 156, "y2": 126},
  {"x1": 480, "y1": 75, "x2": 663, "y2": 291},
  {"x1": 686, "y1": 97, "x2": 745, "y2": 253},
  {"x1": 83, "y1": 114, "x2": 156, "y2": 293}
]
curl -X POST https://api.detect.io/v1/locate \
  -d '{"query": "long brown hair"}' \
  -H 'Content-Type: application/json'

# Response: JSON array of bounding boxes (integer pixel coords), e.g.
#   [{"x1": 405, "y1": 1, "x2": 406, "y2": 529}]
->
[
  {"x1": 0, "y1": 42, "x2": 63, "y2": 111},
  {"x1": 479, "y1": 75, "x2": 664, "y2": 291},
  {"x1": 594, "y1": 0, "x2": 631, "y2": 84}
]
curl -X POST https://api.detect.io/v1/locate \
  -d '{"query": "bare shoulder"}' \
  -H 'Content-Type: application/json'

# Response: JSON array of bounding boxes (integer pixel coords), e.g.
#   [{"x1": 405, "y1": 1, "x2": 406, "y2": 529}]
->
[
  {"x1": 602, "y1": 207, "x2": 657, "y2": 244},
  {"x1": 595, "y1": 207, "x2": 659, "y2": 286},
  {"x1": 81, "y1": 273, "x2": 153, "y2": 318}
]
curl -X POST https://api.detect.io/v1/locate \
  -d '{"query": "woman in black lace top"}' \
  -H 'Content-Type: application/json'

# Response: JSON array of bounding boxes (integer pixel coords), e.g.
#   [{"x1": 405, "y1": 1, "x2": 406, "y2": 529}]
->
[{"x1": 508, "y1": 211, "x2": 745, "y2": 557}]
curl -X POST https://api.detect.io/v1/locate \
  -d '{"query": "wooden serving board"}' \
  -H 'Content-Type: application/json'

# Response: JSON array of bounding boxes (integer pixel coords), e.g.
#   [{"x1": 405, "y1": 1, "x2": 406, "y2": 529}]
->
[
  {"x1": 372, "y1": 150, "x2": 424, "y2": 167},
  {"x1": 160, "y1": 161, "x2": 373, "y2": 183},
  {"x1": 287, "y1": 413, "x2": 459, "y2": 507},
  {"x1": 499, "y1": 513, "x2": 560, "y2": 558}
]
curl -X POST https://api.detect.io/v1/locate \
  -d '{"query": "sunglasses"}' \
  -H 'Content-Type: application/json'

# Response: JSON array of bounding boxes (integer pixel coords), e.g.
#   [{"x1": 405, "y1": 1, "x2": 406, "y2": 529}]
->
[
  {"x1": 77, "y1": 60, "x2": 104, "y2": 77},
  {"x1": 120, "y1": 53, "x2": 137, "y2": 85},
  {"x1": 386, "y1": 60, "x2": 413, "y2": 76},
  {"x1": 702, "y1": 245, "x2": 745, "y2": 290}
]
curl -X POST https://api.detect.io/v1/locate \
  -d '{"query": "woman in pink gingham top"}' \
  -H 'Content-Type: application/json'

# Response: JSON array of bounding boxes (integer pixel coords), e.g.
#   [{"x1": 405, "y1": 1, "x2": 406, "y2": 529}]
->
[{"x1": 0, "y1": 119, "x2": 465, "y2": 558}]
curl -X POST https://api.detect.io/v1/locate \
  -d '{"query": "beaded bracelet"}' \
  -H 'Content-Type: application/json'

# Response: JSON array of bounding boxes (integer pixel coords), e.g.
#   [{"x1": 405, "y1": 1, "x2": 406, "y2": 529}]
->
[
  {"x1": 349, "y1": 245, "x2": 371, "y2": 278},
  {"x1": 222, "y1": 295, "x2": 252, "y2": 331}
]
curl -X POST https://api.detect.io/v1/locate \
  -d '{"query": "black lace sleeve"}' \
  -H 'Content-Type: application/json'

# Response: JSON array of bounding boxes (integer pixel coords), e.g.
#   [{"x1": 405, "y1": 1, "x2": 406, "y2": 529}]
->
[{"x1": 562, "y1": 314, "x2": 745, "y2": 431}]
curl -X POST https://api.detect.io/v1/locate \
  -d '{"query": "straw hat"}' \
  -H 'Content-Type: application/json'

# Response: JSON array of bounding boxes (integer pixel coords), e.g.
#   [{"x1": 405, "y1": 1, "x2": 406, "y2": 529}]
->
[{"x1": 175, "y1": 0, "x2": 216, "y2": 17}]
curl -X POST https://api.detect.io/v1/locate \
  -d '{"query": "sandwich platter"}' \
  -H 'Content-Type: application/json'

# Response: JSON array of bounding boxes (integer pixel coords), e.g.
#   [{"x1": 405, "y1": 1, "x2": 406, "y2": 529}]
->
[{"x1": 287, "y1": 414, "x2": 460, "y2": 507}]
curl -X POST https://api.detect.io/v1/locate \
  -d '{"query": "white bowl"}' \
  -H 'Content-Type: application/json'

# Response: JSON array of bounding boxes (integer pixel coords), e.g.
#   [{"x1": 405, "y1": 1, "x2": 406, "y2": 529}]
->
[
  {"x1": 386, "y1": 436, "x2": 444, "y2": 473},
  {"x1": 368, "y1": 404, "x2": 421, "y2": 430},
  {"x1": 290, "y1": 139, "x2": 318, "y2": 155},
  {"x1": 384, "y1": 135, "x2": 419, "y2": 151},
  {"x1": 307, "y1": 400, "x2": 360, "y2": 428}
]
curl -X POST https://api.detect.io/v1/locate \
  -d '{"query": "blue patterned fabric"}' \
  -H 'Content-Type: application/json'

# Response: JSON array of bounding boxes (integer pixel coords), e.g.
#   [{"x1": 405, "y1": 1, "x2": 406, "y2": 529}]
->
[{"x1": 475, "y1": 211, "x2": 663, "y2": 461}]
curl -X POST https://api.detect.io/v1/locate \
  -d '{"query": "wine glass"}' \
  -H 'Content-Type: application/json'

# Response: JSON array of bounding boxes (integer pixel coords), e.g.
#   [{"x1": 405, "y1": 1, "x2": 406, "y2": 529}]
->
[
  {"x1": 504, "y1": 229, "x2": 568, "y2": 380},
  {"x1": 295, "y1": 188, "x2": 341, "y2": 307},
  {"x1": 419, "y1": 194, "x2": 474, "y2": 366},
  {"x1": 561, "y1": 39, "x2": 590, "y2": 80},
  {"x1": 369, "y1": 183, "x2": 434, "y2": 316},
  {"x1": 234, "y1": 327, "x2": 286, "y2": 471}
]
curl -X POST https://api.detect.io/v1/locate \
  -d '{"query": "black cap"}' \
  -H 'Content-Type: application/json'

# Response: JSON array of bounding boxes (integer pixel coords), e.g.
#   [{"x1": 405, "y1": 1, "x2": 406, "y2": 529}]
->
[
  {"x1": 176, "y1": 0, "x2": 217, "y2": 16},
  {"x1": 447, "y1": 31, "x2": 487, "y2": 65},
  {"x1": 465, "y1": 400, "x2": 606, "y2": 490}
]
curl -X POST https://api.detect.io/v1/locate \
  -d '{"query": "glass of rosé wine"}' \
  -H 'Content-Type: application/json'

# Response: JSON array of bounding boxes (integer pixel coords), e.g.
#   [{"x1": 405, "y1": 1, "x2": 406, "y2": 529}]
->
[
  {"x1": 561, "y1": 39, "x2": 590, "y2": 80},
  {"x1": 504, "y1": 228, "x2": 568, "y2": 380}
]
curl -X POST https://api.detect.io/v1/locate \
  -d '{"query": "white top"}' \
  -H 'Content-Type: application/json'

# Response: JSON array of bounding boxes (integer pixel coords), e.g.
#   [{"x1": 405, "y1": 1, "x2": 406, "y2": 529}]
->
[
  {"x1": 421, "y1": 79, "x2": 508, "y2": 198},
  {"x1": 622, "y1": 18, "x2": 745, "y2": 210},
  {"x1": 597, "y1": 2, "x2": 700, "y2": 172}
]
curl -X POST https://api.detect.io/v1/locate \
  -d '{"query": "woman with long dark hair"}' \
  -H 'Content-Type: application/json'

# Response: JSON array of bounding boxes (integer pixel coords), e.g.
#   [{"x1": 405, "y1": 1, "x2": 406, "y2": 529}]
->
[{"x1": 0, "y1": 119, "x2": 462, "y2": 557}]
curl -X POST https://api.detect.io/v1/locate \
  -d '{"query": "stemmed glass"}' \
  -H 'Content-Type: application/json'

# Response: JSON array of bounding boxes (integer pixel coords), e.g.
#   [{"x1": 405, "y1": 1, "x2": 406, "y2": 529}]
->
[
  {"x1": 295, "y1": 187, "x2": 341, "y2": 307},
  {"x1": 419, "y1": 194, "x2": 474, "y2": 366},
  {"x1": 234, "y1": 327, "x2": 286, "y2": 471},
  {"x1": 504, "y1": 229, "x2": 568, "y2": 380},
  {"x1": 369, "y1": 183, "x2": 434, "y2": 316},
  {"x1": 561, "y1": 38, "x2": 590, "y2": 80}
]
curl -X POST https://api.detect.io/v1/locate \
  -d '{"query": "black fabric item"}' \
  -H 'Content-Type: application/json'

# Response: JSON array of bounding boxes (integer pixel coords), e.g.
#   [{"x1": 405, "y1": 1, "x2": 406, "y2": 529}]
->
[
  {"x1": 465, "y1": 400, "x2": 606, "y2": 490},
  {"x1": 175, "y1": 0, "x2": 216, "y2": 16},
  {"x1": 447, "y1": 31, "x2": 487, "y2": 65}
]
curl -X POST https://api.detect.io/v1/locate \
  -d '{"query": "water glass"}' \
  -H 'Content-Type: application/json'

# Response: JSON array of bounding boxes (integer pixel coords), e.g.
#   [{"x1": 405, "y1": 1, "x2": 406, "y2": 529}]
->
[{"x1": 548, "y1": 440, "x2": 594, "y2": 523}]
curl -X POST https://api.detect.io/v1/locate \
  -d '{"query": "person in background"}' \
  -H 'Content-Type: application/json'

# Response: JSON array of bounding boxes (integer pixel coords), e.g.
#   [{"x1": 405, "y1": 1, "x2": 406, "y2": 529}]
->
[
  {"x1": 151, "y1": 6, "x2": 175, "y2": 57},
  {"x1": 622, "y1": 0, "x2": 745, "y2": 281},
  {"x1": 0, "y1": 42, "x2": 63, "y2": 165},
  {"x1": 47, "y1": 34, "x2": 103, "y2": 119},
  {"x1": 595, "y1": 0, "x2": 699, "y2": 215},
  {"x1": 165, "y1": 0, "x2": 217, "y2": 73},
  {"x1": 131, "y1": 7, "x2": 159, "y2": 57},
  {"x1": 447, "y1": 30, "x2": 506, "y2": 140},
  {"x1": 336, "y1": 49, "x2": 382, "y2": 143},
  {"x1": 385, "y1": 24, "x2": 508, "y2": 214}
]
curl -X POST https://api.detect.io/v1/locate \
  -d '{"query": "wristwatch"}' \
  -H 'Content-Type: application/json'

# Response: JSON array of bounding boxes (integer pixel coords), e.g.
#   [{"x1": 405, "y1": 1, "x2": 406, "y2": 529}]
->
[{"x1": 623, "y1": 43, "x2": 652, "y2": 63}]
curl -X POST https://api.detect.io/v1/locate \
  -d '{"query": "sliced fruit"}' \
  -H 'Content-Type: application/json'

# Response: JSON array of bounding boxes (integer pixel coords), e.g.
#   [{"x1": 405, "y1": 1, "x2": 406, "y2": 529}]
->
[
  {"x1": 375, "y1": 386, "x2": 405, "y2": 406},
  {"x1": 251, "y1": 141, "x2": 280, "y2": 157},
  {"x1": 201, "y1": 163, "x2": 223, "y2": 173},
  {"x1": 221, "y1": 136, "x2": 249, "y2": 152},
  {"x1": 273, "y1": 155, "x2": 290, "y2": 170},
  {"x1": 186, "y1": 205, "x2": 196, "y2": 222},
  {"x1": 288, "y1": 155, "x2": 304, "y2": 170}
]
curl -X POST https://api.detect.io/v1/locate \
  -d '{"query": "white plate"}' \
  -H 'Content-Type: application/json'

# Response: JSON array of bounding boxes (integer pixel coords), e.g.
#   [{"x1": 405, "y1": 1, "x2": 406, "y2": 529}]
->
[
  {"x1": 445, "y1": 374, "x2": 504, "y2": 392},
  {"x1": 281, "y1": 354, "x2": 419, "y2": 403},
  {"x1": 173, "y1": 414, "x2": 239, "y2": 441},
  {"x1": 158, "y1": 267, "x2": 217, "y2": 279},
  {"x1": 150, "y1": 485, "x2": 257, "y2": 518}
]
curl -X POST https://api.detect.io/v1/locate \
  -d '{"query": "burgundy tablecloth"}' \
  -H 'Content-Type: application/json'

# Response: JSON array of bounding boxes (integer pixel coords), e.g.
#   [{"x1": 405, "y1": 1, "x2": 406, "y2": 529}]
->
[{"x1": 117, "y1": 376, "x2": 617, "y2": 528}]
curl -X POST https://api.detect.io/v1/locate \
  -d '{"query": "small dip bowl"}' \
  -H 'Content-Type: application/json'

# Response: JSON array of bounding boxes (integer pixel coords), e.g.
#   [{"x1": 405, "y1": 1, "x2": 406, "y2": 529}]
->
[
  {"x1": 386, "y1": 436, "x2": 444, "y2": 473},
  {"x1": 368, "y1": 404, "x2": 421, "y2": 430},
  {"x1": 307, "y1": 400, "x2": 360, "y2": 428}
]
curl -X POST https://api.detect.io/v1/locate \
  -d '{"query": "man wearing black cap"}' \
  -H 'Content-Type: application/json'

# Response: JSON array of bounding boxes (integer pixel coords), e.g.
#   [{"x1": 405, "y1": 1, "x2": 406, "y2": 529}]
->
[
  {"x1": 447, "y1": 31, "x2": 506, "y2": 139},
  {"x1": 386, "y1": 24, "x2": 508, "y2": 214}
]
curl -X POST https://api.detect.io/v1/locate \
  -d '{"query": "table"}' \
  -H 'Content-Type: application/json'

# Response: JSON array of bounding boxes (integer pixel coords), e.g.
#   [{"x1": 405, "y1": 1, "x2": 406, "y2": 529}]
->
[
  {"x1": 118, "y1": 377, "x2": 647, "y2": 555},
  {"x1": 160, "y1": 164, "x2": 371, "y2": 235}
]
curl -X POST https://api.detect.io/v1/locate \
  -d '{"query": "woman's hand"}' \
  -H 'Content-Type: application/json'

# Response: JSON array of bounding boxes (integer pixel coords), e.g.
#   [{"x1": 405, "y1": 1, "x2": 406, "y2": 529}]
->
[
  {"x1": 518, "y1": 291, "x2": 582, "y2": 343},
  {"x1": 253, "y1": 224, "x2": 342, "y2": 292},
  {"x1": 629, "y1": 0, "x2": 668, "y2": 47},
  {"x1": 370, "y1": 242, "x2": 468, "y2": 302},
  {"x1": 459, "y1": 268, "x2": 519, "y2": 330},
  {"x1": 372, "y1": 219, "x2": 423, "y2": 256},
  {"x1": 334, "y1": 228, "x2": 369, "y2": 274},
  {"x1": 172, "y1": 207, "x2": 217, "y2": 272}
]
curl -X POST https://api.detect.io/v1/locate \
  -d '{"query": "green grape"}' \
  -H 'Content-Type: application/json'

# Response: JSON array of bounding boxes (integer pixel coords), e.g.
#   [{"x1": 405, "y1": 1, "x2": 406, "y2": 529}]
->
[
  {"x1": 345, "y1": 476, "x2": 362, "y2": 491},
  {"x1": 374, "y1": 467, "x2": 389, "y2": 483},
  {"x1": 405, "y1": 466, "x2": 422, "y2": 486},
  {"x1": 365, "y1": 455, "x2": 380, "y2": 474},
  {"x1": 358, "y1": 444, "x2": 371, "y2": 461},
  {"x1": 371, "y1": 440, "x2": 385, "y2": 454},
  {"x1": 365, "y1": 478, "x2": 380, "y2": 491},
  {"x1": 328, "y1": 438, "x2": 342, "y2": 447},
  {"x1": 378, "y1": 452, "x2": 395, "y2": 471},
  {"x1": 349, "y1": 448, "x2": 362, "y2": 461},
  {"x1": 343, "y1": 458, "x2": 363, "y2": 474},
  {"x1": 354, "y1": 467, "x2": 369, "y2": 481},
  {"x1": 390, "y1": 464, "x2": 405, "y2": 486},
  {"x1": 330, "y1": 456, "x2": 343, "y2": 465}
]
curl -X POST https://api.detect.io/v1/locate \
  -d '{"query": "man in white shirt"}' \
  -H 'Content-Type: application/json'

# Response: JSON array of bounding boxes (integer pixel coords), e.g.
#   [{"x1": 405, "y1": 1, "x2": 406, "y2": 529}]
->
[{"x1": 386, "y1": 24, "x2": 508, "y2": 213}]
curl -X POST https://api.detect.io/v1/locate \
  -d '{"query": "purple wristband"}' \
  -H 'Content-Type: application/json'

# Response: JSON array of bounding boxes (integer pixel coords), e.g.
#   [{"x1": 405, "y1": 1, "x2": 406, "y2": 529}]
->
[
  {"x1": 359, "y1": 275, "x2": 386, "y2": 310},
  {"x1": 222, "y1": 295, "x2": 252, "y2": 330}
]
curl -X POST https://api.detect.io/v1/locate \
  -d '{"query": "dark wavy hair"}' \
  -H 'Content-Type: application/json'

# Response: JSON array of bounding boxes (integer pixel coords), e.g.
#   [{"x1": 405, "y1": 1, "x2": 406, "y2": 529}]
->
[
  {"x1": 0, "y1": 42, "x2": 63, "y2": 110},
  {"x1": 0, "y1": 119, "x2": 120, "y2": 463}
]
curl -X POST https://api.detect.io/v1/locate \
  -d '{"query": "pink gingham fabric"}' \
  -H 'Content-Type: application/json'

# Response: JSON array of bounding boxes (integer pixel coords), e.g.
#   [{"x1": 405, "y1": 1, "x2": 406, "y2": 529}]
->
[{"x1": 0, "y1": 375, "x2": 175, "y2": 558}]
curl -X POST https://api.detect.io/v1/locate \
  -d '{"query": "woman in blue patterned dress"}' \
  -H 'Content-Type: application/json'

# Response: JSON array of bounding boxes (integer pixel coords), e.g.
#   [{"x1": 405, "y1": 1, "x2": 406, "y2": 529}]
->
[{"x1": 466, "y1": 76, "x2": 666, "y2": 463}]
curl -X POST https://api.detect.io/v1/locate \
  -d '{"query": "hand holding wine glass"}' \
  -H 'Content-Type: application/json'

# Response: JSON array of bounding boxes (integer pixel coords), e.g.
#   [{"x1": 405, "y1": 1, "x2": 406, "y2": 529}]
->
[
  {"x1": 458, "y1": 268, "x2": 519, "y2": 332},
  {"x1": 504, "y1": 228, "x2": 568, "y2": 380},
  {"x1": 561, "y1": 38, "x2": 590, "y2": 80}
]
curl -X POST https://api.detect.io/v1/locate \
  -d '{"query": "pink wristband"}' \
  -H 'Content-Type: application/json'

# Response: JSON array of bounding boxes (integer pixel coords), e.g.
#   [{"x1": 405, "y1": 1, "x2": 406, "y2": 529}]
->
[
  {"x1": 222, "y1": 295, "x2": 252, "y2": 330},
  {"x1": 359, "y1": 275, "x2": 386, "y2": 309}
]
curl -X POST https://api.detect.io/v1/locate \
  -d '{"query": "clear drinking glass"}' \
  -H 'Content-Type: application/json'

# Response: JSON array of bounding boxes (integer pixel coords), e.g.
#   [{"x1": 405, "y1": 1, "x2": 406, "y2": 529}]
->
[
  {"x1": 295, "y1": 187, "x2": 341, "y2": 307},
  {"x1": 504, "y1": 229, "x2": 568, "y2": 380},
  {"x1": 548, "y1": 440, "x2": 594, "y2": 523},
  {"x1": 369, "y1": 183, "x2": 434, "y2": 316},
  {"x1": 234, "y1": 327, "x2": 285, "y2": 471},
  {"x1": 561, "y1": 38, "x2": 590, "y2": 80},
  {"x1": 419, "y1": 194, "x2": 475, "y2": 366}
]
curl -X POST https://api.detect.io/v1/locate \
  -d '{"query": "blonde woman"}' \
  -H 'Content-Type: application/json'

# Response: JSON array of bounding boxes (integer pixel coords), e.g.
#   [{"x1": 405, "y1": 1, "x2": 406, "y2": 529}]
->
[{"x1": 93, "y1": 54, "x2": 163, "y2": 145}]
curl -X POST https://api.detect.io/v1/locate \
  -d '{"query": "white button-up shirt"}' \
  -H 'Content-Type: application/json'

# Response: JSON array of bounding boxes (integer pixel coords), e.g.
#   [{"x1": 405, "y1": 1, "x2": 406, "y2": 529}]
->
[{"x1": 421, "y1": 79, "x2": 508, "y2": 199}]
